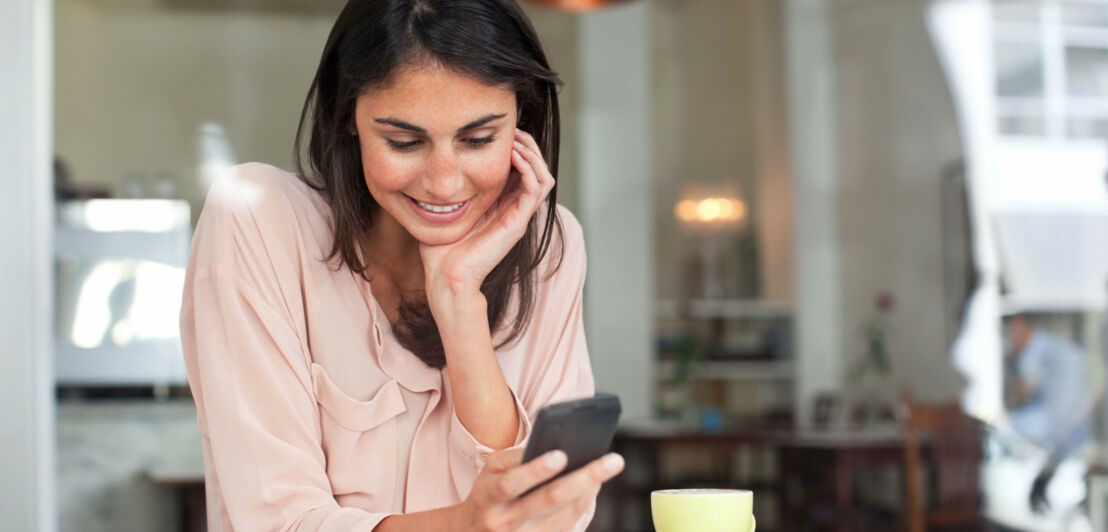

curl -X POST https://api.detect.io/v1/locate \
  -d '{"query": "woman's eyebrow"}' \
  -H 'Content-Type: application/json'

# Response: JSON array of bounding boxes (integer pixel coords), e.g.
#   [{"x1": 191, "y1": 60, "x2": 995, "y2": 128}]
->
[{"x1": 373, "y1": 113, "x2": 507, "y2": 135}]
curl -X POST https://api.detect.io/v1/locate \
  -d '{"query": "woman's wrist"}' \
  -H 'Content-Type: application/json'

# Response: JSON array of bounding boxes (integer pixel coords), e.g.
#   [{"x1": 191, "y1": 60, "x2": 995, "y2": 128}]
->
[
  {"x1": 434, "y1": 293, "x2": 493, "y2": 363},
  {"x1": 376, "y1": 503, "x2": 466, "y2": 532},
  {"x1": 428, "y1": 284, "x2": 487, "y2": 328}
]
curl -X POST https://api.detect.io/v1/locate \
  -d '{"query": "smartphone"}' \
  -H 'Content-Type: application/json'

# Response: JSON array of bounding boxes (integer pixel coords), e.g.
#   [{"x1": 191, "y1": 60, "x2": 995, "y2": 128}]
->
[{"x1": 520, "y1": 393, "x2": 622, "y2": 495}]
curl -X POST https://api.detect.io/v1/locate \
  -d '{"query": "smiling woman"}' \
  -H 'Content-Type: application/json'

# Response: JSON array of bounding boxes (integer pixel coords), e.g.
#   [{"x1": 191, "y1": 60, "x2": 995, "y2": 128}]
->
[
  {"x1": 354, "y1": 64, "x2": 517, "y2": 252},
  {"x1": 178, "y1": 1, "x2": 624, "y2": 531}
]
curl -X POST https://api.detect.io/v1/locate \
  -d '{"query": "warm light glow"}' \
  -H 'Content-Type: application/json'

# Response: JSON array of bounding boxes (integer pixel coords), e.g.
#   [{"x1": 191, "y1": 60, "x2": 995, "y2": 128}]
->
[
  {"x1": 732, "y1": 199, "x2": 747, "y2": 219},
  {"x1": 675, "y1": 199, "x2": 699, "y2": 222},
  {"x1": 717, "y1": 199, "x2": 734, "y2": 219},
  {"x1": 525, "y1": 0, "x2": 635, "y2": 11},
  {"x1": 674, "y1": 195, "x2": 747, "y2": 228},
  {"x1": 698, "y1": 199, "x2": 722, "y2": 221}
]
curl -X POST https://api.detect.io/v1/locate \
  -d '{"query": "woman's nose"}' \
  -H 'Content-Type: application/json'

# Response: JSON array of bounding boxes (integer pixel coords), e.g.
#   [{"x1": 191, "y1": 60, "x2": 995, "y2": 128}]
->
[{"x1": 422, "y1": 147, "x2": 464, "y2": 200}]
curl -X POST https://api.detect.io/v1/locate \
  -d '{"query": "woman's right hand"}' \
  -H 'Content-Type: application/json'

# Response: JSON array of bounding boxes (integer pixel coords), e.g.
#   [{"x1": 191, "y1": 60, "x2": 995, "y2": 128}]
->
[{"x1": 454, "y1": 448, "x2": 625, "y2": 532}]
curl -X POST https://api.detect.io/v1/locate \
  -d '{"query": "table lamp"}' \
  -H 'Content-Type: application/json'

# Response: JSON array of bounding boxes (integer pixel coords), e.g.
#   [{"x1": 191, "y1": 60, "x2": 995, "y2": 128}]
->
[{"x1": 674, "y1": 189, "x2": 748, "y2": 300}]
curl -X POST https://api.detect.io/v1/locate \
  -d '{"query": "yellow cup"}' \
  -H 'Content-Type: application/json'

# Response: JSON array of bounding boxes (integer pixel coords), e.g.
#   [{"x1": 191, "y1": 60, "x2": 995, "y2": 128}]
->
[{"x1": 650, "y1": 489, "x2": 756, "y2": 532}]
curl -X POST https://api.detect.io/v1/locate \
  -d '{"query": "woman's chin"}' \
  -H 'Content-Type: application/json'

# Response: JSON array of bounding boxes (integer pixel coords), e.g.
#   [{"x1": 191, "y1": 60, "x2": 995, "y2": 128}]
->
[{"x1": 409, "y1": 223, "x2": 471, "y2": 247}]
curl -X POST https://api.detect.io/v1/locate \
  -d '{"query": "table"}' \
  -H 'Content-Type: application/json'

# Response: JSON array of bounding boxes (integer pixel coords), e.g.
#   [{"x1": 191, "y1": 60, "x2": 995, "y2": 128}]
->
[
  {"x1": 775, "y1": 428, "x2": 914, "y2": 532},
  {"x1": 609, "y1": 421, "x2": 919, "y2": 532},
  {"x1": 609, "y1": 420, "x2": 784, "y2": 531},
  {"x1": 145, "y1": 424, "x2": 923, "y2": 532}
]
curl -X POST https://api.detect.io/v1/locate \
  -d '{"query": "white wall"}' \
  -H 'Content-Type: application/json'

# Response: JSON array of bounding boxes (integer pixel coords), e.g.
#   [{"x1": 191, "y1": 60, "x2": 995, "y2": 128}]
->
[
  {"x1": 787, "y1": 0, "x2": 845, "y2": 423},
  {"x1": 55, "y1": 0, "x2": 337, "y2": 218},
  {"x1": 751, "y1": 0, "x2": 794, "y2": 303},
  {"x1": 578, "y1": 3, "x2": 654, "y2": 421},
  {"x1": 0, "y1": 0, "x2": 57, "y2": 529},
  {"x1": 787, "y1": 0, "x2": 966, "y2": 419},
  {"x1": 831, "y1": 0, "x2": 964, "y2": 402}
]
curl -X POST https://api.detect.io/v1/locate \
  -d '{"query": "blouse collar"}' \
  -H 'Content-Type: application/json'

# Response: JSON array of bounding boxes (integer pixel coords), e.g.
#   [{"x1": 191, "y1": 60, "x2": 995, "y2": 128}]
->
[{"x1": 351, "y1": 270, "x2": 443, "y2": 394}]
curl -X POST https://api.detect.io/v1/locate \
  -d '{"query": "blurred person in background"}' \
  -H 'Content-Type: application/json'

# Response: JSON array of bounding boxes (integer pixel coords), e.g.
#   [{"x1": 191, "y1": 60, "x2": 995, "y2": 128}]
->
[{"x1": 1004, "y1": 313, "x2": 1104, "y2": 515}]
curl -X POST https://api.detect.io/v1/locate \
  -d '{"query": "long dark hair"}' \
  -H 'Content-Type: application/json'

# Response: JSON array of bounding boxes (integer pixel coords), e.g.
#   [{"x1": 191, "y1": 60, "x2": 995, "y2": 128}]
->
[{"x1": 294, "y1": 0, "x2": 566, "y2": 369}]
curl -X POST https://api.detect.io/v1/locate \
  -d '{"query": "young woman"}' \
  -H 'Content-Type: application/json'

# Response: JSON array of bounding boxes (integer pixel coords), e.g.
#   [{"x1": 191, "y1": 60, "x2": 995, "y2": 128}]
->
[{"x1": 178, "y1": 0, "x2": 624, "y2": 530}]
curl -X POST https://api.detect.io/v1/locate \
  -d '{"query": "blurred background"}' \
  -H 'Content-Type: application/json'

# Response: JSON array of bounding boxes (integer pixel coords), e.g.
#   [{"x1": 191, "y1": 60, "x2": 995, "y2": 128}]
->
[{"x1": 6, "y1": 0, "x2": 1108, "y2": 530}]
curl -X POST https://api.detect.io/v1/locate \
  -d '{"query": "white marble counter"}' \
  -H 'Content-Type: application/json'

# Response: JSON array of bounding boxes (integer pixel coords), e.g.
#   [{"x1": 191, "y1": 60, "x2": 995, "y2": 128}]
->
[{"x1": 57, "y1": 399, "x2": 203, "y2": 532}]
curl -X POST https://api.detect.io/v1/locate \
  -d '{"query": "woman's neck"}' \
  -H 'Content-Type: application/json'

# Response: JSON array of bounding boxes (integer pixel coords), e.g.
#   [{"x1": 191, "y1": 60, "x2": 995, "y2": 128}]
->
[{"x1": 365, "y1": 208, "x2": 424, "y2": 289}]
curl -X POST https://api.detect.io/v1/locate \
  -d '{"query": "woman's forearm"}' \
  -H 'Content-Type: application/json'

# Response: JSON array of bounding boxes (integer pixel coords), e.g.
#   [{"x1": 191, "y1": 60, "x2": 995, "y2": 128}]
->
[
  {"x1": 432, "y1": 289, "x2": 520, "y2": 449},
  {"x1": 375, "y1": 504, "x2": 459, "y2": 532}
]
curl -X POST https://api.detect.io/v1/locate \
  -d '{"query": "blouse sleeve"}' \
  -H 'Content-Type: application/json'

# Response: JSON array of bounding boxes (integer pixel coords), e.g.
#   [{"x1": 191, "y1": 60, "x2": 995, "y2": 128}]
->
[
  {"x1": 446, "y1": 206, "x2": 598, "y2": 530},
  {"x1": 179, "y1": 166, "x2": 396, "y2": 532},
  {"x1": 527, "y1": 208, "x2": 598, "y2": 532},
  {"x1": 517, "y1": 207, "x2": 596, "y2": 414}
]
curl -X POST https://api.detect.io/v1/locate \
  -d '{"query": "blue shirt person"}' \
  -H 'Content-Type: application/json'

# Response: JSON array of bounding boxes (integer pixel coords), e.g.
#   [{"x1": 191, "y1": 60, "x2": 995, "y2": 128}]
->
[{"x1": 1004, "y1": 314, "x2": 1100, "y2": 513}]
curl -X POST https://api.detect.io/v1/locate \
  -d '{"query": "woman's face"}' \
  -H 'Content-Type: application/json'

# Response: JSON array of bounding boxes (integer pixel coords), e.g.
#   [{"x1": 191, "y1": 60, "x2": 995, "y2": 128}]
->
[{"x1": 353, "y1": 62, "x2": 518, "y2": 247}]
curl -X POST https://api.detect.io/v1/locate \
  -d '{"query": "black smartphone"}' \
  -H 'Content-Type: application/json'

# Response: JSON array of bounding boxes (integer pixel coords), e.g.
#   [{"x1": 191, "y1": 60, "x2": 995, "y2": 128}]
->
[{"x1": 520, "y1": 393, "x2": 622, "y2": 495}]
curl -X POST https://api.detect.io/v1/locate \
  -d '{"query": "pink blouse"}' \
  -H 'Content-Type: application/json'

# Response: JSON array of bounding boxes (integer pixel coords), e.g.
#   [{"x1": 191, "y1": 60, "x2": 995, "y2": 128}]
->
[{"x1": 179, "y1": 163, "x2": 597, "y2": 531}]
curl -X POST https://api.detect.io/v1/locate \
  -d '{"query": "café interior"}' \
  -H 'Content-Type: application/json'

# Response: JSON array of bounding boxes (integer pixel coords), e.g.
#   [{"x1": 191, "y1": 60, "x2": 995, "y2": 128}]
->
[{"x1": 7, "y1": 0, "x2": 1108, "y2": 530}]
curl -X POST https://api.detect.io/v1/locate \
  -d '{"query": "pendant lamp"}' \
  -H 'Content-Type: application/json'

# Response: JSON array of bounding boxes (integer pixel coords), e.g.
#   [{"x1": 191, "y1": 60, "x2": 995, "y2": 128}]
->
[{"x1": 524, "y1": 0, "x2": 638, "y2": 12}]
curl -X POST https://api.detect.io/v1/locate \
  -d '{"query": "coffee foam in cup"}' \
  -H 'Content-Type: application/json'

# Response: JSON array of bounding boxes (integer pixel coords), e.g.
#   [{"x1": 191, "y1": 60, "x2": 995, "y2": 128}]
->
[{"x1": 653, "y1": 489, "x2": 751, "y2": 496}]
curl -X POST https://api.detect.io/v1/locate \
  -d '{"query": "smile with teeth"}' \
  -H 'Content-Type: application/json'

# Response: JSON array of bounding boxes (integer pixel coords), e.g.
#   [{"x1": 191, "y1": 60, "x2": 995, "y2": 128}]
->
[{"x1": 413, "y1": 198, "x2": 466, "y2": 213}]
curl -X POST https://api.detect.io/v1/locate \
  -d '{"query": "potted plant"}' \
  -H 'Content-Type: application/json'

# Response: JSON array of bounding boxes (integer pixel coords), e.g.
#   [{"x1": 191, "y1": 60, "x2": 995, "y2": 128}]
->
[{"x1": 847, "y1": 291, "x2": 896, "y2": 427}]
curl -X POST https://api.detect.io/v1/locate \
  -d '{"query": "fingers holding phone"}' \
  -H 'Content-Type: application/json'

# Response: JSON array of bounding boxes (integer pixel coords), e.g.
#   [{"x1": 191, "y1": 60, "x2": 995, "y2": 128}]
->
[
  {"x1": 457, "y1": 394, "x2": 624, "y2": 531},
  {"x1": 456, "y1": 448, "x2": 565, "y2": 531},
  {"x1": 457, "y1": 448, "x2": 624, "y2": 532},
  {"x1": 509, "y1": 452, "x2": 625, "y2": 531},
  {"x1": 496, "y1": 449, "x2": 567, "y2": 500}
]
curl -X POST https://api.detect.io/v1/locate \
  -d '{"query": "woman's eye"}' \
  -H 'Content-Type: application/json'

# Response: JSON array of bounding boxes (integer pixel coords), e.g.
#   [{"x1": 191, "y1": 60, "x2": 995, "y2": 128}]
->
[
  {"x1": 463, "y1": 135, "x2": 496, "y2": 147},
  {"x1": 386, "y1": 136, "x2": 495, "y2": 152},
  {"x1": 386, "y1": 139, "x2": 421, "y2": 151}
]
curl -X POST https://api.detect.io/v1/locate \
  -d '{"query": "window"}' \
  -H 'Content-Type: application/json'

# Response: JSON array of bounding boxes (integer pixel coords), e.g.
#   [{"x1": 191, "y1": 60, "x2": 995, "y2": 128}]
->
[{"x1": 994, "y1": 0, "x2": 1108, "y2": 139}]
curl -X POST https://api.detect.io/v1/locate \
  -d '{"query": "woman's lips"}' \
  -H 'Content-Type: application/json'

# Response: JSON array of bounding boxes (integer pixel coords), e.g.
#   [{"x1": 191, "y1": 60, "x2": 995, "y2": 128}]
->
[{"x1": 406, "y1": 194, "x2": 470, "y2": 223}]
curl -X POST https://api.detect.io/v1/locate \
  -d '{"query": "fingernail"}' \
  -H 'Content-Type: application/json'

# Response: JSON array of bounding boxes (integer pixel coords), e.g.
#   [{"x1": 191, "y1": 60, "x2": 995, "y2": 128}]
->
[
  {"x1": 545, "y1": 450, "x2": 567, "y2": 469},
  {"x1": 603, "y1": 454, "x2": 624, "y2": 472},
  {"x1": 514, "y1": 140, "x2": 524, "y2": 149}
]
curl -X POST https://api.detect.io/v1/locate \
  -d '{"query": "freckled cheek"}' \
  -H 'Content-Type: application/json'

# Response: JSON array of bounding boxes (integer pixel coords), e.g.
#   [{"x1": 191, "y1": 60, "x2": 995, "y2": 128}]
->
[
  {"x1": 464, "y1": 149, "x2": 513, "y2": 194},
  {"x1": 362, "y1": 151, "x2": 418, "y2": 193}
]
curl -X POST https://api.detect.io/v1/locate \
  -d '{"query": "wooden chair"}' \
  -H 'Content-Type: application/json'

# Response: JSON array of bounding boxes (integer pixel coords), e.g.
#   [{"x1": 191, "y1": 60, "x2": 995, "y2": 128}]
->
[{"x1": 902, "y1": 389, "x2": 985, "y2": 532}]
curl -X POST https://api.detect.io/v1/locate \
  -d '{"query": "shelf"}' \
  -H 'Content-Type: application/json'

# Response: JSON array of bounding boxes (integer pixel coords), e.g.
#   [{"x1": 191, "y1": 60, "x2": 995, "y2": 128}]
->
[
  {"x1": 656, "y1": 359, "x2": 793, "y2": 381},
  {"x1": 656, "y1": 299, "x2": 792, "y2": 320}
]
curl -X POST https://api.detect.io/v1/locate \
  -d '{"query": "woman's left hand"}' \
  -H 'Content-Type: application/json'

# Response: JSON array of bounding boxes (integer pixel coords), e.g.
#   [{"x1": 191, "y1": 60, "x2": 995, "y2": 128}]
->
[{"x1": 420, "y1": 128, "x2": 554, "y2": 308}]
